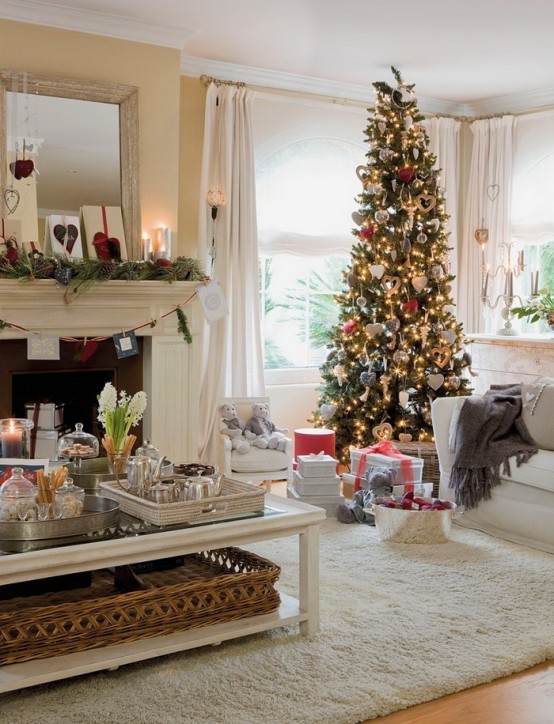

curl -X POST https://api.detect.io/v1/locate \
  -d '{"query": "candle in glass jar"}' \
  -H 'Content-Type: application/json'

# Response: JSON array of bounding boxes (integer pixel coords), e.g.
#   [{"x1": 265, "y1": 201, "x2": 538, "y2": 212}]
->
[{"x1": 1, "y1": 419, "x2": 23, "y2": 458}]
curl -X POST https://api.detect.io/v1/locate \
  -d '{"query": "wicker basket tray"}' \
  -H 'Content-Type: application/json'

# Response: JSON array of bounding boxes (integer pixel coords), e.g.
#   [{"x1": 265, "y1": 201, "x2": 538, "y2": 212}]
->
[
  {"x1": 393, "y1": 441, "x2": 440, "y2": 497},
  {"x1": 0, "y1": 547, "x2": 281, "y2": 665},
  {"x1": 99, "y1": 476, "x2": 265, "y2": 526}
]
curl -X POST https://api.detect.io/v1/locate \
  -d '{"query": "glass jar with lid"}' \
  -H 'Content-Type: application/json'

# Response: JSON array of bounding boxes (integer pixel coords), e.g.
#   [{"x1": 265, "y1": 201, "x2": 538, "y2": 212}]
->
[
  {"x1": 58, "y1": 423, "x2": 99, "y2": 473},
  {"x1": 0, "y1": 466, "x2": 37, "y2": 521},
  {"x1": 56, "y1": 477, "x2": 85, "y2": 518}
]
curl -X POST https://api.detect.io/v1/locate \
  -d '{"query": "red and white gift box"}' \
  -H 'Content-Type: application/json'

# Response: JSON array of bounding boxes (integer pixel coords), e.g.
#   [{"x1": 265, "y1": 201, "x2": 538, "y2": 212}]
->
[
  {"x1": 81, "y1": 205, "x2": 127, "y2": 261},
  {"x1": 349, "y1": 441, "x2": 424, "y2": 493}
]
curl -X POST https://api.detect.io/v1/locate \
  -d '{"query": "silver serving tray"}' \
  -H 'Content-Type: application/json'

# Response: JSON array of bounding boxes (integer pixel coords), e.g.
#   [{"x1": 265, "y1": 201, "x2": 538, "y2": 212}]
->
[{"x1": 0, "y1": 495, "x2": 120, "y2": 541}]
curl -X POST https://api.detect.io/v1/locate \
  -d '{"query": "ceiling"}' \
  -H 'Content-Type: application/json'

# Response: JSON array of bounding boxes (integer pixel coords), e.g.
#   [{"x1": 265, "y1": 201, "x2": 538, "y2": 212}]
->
[{"x1": 1, "y1": 0, "x2": 554, "y2": 115}]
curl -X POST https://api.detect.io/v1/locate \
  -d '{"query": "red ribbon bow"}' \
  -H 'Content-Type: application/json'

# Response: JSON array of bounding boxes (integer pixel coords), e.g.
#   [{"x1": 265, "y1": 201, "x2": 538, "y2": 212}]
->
[{"x1": 353, "y1": 440, "x2": 414, "y2": 492}]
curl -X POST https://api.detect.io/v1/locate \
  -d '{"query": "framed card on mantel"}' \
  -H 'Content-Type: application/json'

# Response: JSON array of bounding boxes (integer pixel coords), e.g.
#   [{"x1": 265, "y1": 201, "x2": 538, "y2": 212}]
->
[{"x1": 80, "y1": 205, "x2": 127, "y2": 261}]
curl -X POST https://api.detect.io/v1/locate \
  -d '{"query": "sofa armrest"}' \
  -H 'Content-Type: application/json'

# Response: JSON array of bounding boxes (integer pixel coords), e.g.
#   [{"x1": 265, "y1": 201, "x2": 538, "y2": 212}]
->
[{"x1": 431, "y1": 397, "x2": 467, "y2": 499}]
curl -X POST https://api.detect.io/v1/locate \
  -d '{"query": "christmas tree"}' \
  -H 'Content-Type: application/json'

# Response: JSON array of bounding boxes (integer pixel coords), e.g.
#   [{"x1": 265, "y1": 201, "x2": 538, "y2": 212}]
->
[{"x1": 312, "y1": 67, "x2": 472, "y2": 464}]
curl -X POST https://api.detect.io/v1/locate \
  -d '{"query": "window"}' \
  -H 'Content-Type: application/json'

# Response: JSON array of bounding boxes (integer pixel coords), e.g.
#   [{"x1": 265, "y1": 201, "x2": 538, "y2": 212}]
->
[
  {"x1": 511, "y1": 109, "x2": 554, "y2": 333},
  {"x1": 252, "y1": 94, "x2": 366, "y2": 377}
]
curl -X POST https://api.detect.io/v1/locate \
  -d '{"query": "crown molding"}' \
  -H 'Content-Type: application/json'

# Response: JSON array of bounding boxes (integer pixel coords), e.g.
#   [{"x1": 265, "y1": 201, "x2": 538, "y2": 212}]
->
[
  {"x1": 180, "y1": 55, "x2": 472, "y2": 117},
  {"x1": 0, "y1": 0, "x2": 192, "y2": 49}
]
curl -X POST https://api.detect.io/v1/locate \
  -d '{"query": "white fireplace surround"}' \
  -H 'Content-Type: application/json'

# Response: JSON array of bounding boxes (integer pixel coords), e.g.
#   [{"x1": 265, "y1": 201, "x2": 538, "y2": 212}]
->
[{"x1": 0, "y1": 280, "x2": 203, "y2": 462}]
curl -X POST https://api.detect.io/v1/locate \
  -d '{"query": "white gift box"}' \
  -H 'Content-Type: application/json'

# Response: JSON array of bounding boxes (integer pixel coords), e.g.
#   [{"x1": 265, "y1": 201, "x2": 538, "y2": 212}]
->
[
  {"x1": 293, "y1": 470, "x2": 341, "y2": 496},
  {"x1": 33, "y1": 428, "x2": 68, "y2": 459},
  {"x1": 297, "y1": 453, "x2": 337, "y2": 478},
  {"x1": 287, "y1": 484, "x2": 344, "y2": 516},
  {"x1": 44, "y1": 215, "x2": 83, "y2": 258},
  {"x1": 349, "y1": 450, "x2": 424, "y2": 484},
  {"x1": 25, "y1": 402, "x2": 65, "y2": 430}
]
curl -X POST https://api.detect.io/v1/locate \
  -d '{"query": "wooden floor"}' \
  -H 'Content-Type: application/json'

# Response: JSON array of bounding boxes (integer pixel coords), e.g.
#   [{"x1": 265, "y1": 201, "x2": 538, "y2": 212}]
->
[{"x1": 269, "y1": 481, "x2": 554, "y2": 724}]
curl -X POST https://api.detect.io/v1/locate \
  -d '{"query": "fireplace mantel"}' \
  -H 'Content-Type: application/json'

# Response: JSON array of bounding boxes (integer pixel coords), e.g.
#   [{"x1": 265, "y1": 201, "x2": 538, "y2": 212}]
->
[{"x1": 0, "y1": 280, "x2": 204, "y2": 462}]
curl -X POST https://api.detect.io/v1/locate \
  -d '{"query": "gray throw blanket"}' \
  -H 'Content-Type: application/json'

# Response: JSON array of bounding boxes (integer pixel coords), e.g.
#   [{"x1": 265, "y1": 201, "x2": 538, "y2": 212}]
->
[{"x1": 450, "y1": 384, "x2": 538, "y2": 509}]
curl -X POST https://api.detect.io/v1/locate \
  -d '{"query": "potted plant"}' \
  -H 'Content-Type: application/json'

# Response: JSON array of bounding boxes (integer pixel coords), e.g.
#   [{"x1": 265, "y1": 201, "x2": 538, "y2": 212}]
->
[{"x1": 512, "y1": 288, "x2": 554, "y2": 330}]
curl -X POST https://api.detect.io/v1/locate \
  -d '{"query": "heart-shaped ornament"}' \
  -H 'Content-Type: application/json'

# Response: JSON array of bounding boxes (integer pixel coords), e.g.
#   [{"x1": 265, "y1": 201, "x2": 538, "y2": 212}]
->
[
  {"x1": 74, "y1": 339, "x2": 99, "y2": 363},
  {"x1": 53, "y1": 224, "x2": 67, "y2": 244},
  {"x1": 443, "y1": 304, "x2": 456, "y2": 315},
  {"x1": 372, "y1": 422, "x2": 393, "y2": 442},
  {"x1": 430, "y1": 347, "x2": 452, "y2": 369},
  {"x1": 54, "y1": 267, "x2": 72, "y2": 286},
  {"x1": 352, "y1": 211, "x2": 365, "y2": 226},
  {"x1": 65, "y1": 224, "x2": 79, "y2": 254},
  {"x1": 474, "y1": 228, "x2": 489, "y2": 245},
  {"x1": 320, "y1": 403, "x2": 336, "y2": 421},
  {"x1": 428, "y1": 218, "x2": 440, "y2": 232},
  {"x1": 428, "y1": 373, "x2": 445, "y2": 391},
  {"x1": 411, "y1": 275, "x2": 428, "y2": 293},
  {"x1": 3, "y1": 188, "x2": 20, "y2": 214},
  {"x1": 441, "y1": 329, "x2": 456, "y2": 344},
  {"x1": 365, "y1": 323, "x2": 385, "y2": 338},
  {"x1": 93, "y1": 232, "x2": 121, "y2": 261},
  {"x1": 9, "y1": 159, "x2": 34, "y2": 180},
  {"x1": 402, "y1": 298, "x2": 418, "y2": 313},
  {"x1": 399, "y1": 390, "x2": 410, "y2": 408},
  {"x1": 486, "y1": 184, "x2": 500, "y2": 201},
  {"x1": 398, "y1": 433, "x2": 413, "y2": 443},
  {"x1": 370, "y1": 264, "x2": 385, "y2": 279},
  {"x1": 378, "y1": 121, "x2": 387, "y2": 134},
  {"x1": 382, "y1": 275, "x2": 401, "y2": 295},
  {"x1": 444, "y1": 375, "x2": 461, "y2": 390},
  {"x1": 356, "y1": 165, "x2": 372, "y2": 185},
  {"x1": 414, "y1": 193, "x2": 436, "y2": 213}
]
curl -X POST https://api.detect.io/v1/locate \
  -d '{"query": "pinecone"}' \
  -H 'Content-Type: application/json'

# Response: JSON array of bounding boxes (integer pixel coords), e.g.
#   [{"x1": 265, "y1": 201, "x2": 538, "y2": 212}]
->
[
  {"x1": 99, "y1": 260, "x2": 117, "y2": 279},
  {"x1": 33, "y1": 258, "x2": 55, "y2": 278}
]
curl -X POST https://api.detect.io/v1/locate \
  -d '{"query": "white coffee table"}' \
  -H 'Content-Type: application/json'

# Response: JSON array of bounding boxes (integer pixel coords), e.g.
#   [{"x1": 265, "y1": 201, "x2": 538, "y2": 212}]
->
[{"x1": 0, "y1": 493, "x2": 325, "y2": 693}]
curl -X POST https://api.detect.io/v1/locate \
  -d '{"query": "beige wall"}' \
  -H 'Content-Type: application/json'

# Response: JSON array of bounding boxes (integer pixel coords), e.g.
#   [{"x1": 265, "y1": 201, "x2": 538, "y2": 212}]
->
[
  {"x1": 178, "y1": 75, "x2": 205, "y2": 258},
  {"x1": 0, "y1": 19, "x2": 182, "y2": 253}
]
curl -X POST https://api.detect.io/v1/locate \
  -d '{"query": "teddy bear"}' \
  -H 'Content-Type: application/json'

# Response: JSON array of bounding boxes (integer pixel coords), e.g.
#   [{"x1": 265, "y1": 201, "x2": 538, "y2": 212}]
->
[
  {"x1": 244, "y1": 402, "x2": 288, "y2": 452},
  {"x1": 218, "y1": 402, "x2": 251, "y2": 454},
  {"x1": 336, "y1": 466, "x2": 396, "y2": 524}
]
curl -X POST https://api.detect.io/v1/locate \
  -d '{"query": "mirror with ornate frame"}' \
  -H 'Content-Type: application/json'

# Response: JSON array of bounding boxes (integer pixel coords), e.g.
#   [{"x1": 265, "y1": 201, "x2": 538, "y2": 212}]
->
[{"x1": 0, "y1": 71, "x2": 141, "y2": 258}]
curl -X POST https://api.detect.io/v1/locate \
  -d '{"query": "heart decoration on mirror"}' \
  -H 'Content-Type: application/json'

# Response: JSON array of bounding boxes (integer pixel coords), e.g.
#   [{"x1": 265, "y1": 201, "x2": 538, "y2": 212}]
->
[{"x1": 3, "y1": 188, "x2": 20, "y2": 215}]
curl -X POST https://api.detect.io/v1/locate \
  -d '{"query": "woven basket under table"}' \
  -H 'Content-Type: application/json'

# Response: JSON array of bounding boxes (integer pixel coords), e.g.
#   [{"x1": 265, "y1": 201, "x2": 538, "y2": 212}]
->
[
  {"x1": 0, "y1": 547, "x2": 281, "y2": 666},
  {"x1": 394, "y1": 441, "x2": 441, "y2": 498}
]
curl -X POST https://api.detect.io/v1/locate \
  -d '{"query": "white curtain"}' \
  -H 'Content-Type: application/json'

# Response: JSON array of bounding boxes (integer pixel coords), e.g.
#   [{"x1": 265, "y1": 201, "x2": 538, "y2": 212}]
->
[
  {"x1": 197, "y1": 83, "x2": 266, "y2": 462},
  {"x1": 426, "y1": 117, "x2": 461, "y2": 303},
  {"x1": 459, "y1": 116, "x2": 516, "y2": 333},
  {"x1": 511, "y1": 109, "x2": 554, "y2": 245}
]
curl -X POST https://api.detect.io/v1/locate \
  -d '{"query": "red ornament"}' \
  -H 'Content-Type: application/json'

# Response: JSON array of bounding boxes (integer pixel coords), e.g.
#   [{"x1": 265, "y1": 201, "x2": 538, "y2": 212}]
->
[
  {"x1": 155, "y1": 258, "x2": 172, "y2": 267},
  {"x1": 9, "y1": 158, "x2": 34, "y2": 180},
  {"x1": 74, "y1": 339, "x2": 99, "y2": 363},
  {"x1": 402, "y1": 298, "x2": 419, "y2": 313},
  {"x1": 342, "y1": 320, "x2": 356, "y2": 334},
  {"x1": 397, "y1": 166, "x2": 415, "y2": 184},
  {"x1": 359, "y1": 224, "x2": 375, "y2": 241},
  {"x1": 2, "y1": 245, "x2": 19, "y2": 265}
]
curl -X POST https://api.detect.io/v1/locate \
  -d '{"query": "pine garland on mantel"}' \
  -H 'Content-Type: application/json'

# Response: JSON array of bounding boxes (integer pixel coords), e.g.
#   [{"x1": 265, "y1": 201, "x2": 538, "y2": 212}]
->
[{"x1": 0, "y1": 250, "x2": 208, "y2": 301}]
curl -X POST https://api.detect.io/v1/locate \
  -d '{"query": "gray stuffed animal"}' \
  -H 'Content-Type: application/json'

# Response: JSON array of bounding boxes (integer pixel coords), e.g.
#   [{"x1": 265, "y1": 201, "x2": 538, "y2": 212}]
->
[{"x1": 336, "y1": 466, "x2": 396, "y2": 524}]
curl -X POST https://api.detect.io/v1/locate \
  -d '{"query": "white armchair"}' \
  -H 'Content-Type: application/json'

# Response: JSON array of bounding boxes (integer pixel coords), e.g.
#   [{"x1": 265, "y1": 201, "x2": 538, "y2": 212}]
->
[{"x1": 216, "y1": 397, "x2": 293, "y2": 491}]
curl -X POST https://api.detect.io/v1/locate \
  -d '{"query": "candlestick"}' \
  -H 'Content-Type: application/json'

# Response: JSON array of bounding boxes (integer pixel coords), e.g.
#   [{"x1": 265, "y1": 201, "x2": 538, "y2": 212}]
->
[
  {"x1": 508, "y1": 270, "x2": 513, "y2": 298},
  {"x1": 1, "y1": 419, "x2": 23, "y2": 457}
]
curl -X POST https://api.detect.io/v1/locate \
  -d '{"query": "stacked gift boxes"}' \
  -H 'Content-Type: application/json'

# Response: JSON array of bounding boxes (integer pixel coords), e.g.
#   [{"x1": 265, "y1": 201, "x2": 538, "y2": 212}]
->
[
  {"x1": 342, "y1": 447, "x2": 431, "y2": 499},
  {"x1": 287, "y1": 453, "x2": 344, "y2": 516},
  {"x1": 25, "y1": 403, "x2": 68, "y2": 459}
]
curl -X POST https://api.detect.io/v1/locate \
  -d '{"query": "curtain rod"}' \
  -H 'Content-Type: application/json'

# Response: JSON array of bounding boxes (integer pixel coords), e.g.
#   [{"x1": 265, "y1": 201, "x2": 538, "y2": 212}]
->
[{"x1": 200, "y1": 74, "x2": 245, "y2": 88}]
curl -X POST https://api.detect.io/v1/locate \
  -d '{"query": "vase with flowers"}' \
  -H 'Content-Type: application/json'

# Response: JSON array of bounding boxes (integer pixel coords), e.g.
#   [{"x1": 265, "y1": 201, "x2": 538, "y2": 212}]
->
[
  {"x1": 97, "y1": 382, "x2": 147, "y2": 474},
  {"x1": 512, "y1": 288, "x2": 554, "y2": 331}
]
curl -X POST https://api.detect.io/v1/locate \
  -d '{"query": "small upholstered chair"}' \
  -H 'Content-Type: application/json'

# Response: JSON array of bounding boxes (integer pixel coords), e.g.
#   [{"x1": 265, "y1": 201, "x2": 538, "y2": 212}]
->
[{"x1": 216, "y1": 397, "x2": 293, "y2": 491}]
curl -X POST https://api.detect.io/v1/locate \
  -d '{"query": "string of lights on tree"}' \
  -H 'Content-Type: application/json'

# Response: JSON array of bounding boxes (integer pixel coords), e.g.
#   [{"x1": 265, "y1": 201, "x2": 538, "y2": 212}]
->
[{"x1": 311, "y1": 67, "x2": 474, "y2": 464}]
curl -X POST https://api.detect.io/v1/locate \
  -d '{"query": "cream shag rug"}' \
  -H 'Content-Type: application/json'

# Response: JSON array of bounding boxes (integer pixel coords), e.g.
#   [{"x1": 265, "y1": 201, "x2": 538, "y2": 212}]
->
[{"x1": 2, "y1": 518, "x2": 553, "y2": 724}]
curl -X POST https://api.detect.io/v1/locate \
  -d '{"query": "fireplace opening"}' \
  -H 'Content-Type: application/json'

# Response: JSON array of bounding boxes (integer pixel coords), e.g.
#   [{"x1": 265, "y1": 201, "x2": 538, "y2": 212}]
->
[{"x1": 1, "y1": 338, "x2": 144, "y2": 457}]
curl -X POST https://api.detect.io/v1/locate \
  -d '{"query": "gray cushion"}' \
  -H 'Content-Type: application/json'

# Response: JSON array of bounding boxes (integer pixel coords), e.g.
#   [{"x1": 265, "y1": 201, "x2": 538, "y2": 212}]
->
[{"x1": 230, "y1": 447, "x2": 289, "y2": 473}]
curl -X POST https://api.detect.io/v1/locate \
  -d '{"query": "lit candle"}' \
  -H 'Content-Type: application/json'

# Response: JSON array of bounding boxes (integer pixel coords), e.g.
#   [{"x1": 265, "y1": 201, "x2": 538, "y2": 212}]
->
[
  {"x1": 1, "y1": 419, "x2": 23, "y2": 458},
  {"x1": 142, "y1": 236, "x2": 152, "y2": 261}
]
